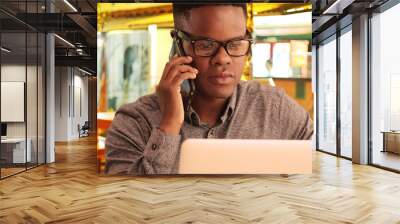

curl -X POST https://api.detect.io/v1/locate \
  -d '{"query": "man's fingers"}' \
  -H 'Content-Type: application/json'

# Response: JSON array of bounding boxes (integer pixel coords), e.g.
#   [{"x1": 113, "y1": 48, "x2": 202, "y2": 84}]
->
[
  {"x1": 171, "y1": 55, "x2": 193, "y2": 65},
  {"x1": 171, "y1": 72, "x2": 197, "y2": 86},
  {"x1": 161, "y1": 56, "x2": 193, "y2": 82},
  {"x1": 161, "y1": 61, "x2": 173, "y2": 82},
  {"x1": 165, "y1": 64, "x2": 198, "y2": 82}
]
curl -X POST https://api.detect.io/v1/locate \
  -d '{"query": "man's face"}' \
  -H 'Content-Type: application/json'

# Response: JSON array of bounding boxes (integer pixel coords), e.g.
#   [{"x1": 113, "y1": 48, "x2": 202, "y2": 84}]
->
[{"x1": 180, "y1": 5, "x2": 247, "y2": 100}]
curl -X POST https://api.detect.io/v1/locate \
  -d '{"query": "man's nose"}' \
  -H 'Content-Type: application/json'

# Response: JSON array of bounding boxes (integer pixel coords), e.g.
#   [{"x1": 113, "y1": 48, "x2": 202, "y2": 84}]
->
[{"x1": 211, "y1": 45, "x2": 232, "y2": 66}]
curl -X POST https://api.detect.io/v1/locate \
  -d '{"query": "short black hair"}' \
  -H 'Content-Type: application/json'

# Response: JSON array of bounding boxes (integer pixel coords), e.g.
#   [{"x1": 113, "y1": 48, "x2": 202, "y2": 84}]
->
[{"x1": 172, "y1": 3, "x2": 247, "y2": 29}]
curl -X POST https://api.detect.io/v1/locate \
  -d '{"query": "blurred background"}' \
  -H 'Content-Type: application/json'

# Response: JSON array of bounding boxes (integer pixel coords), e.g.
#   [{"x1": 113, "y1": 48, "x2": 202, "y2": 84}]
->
[{"x1": 97, "y1": 3, "x2": 312, "y2": 172}]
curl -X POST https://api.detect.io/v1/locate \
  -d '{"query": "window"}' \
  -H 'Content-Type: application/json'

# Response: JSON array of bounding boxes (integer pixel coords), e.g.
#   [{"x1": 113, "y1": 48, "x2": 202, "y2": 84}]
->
[
  {"x1": 371, "y1": 2, "x2": 400, "y2": 171},
  {"x1": 339, "y1": 27, "x2": 352, "y2": 158},
  {"x1": 0, "y1": 1, "x2": 46, "y2": 179},
  {"x1": 317, "y1": 36, "x2": 337, "y2": 154}
]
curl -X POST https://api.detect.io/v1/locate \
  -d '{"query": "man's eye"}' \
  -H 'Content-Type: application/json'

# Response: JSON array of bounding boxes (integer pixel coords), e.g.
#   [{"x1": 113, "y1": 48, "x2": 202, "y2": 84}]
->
[
  {"x1": 197, "y1": 41, "x2": 215, "y2": 50},
  {"x1": 228, "y1": 41, "x2": 243, "y2": 49}
]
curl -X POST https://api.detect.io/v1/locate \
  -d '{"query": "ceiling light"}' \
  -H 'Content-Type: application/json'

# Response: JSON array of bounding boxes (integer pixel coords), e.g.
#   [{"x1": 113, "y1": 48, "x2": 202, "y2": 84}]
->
[
  {"x1": 54, "y1": 34, "x2": 75, "y2": 48},
  {"x1": 323, "y1": 0, "x2": 354, "y2": 15},
  {"x1": 1, "y1": 47, "x2": 11, "y2": 53},
  {"x1": 63, "y1": 0, "x2": 78, "y2": 12},
  {"x1": 78, "y1": 67, "x2": 93, "y2": 76},
  {"x1": 286, "y1": 7, "x2": 306, "y2": 13}
]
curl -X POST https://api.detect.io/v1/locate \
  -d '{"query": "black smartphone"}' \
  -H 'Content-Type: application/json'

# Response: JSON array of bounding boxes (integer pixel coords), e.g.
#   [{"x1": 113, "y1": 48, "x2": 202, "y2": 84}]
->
[{"x1": 169, "y1": 34, "x2": 196, "y2": 96}]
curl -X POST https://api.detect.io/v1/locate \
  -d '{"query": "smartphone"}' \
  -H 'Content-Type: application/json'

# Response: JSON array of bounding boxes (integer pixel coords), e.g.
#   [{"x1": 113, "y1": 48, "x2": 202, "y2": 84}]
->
[{"x1": 169, "y1": 35, "x2": 196, "y2": 97}]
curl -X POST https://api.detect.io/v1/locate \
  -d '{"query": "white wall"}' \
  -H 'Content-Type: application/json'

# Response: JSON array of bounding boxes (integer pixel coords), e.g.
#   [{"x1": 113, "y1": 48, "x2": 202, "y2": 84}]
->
[
  {"x1": 1, "y1": 65, "x2": 37, "y2": 138},
  {"x1": 1, "y1": 65, "x2": 25, "y2": 127},
  {"x1": 1, "y1": 65, "x2": 26, "y2": 141},
  {"x1": 55, "y1": 66, "x2": 69, "y2": 141},
  {"x1": 1, "y1": 63, "x2": 46, "y2": 164},
  {"x1": 72, "y1": 72, "x2": 89, "y2": 138},
  {"x1": 54, "y1": 67, "x2": 89, "y2": 141}
]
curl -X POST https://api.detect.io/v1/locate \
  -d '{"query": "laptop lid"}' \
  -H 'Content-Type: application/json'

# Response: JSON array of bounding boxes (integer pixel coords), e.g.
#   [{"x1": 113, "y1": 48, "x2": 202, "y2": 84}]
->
[{"x1": 178, "y1": 139, "x2": 312, "y2": 174}]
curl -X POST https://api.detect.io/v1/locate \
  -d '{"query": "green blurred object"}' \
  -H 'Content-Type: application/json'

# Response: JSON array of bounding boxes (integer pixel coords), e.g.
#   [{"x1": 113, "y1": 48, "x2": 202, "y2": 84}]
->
[
  {"x1": 296, "y1": 79, "x2": 305, "y2": 99},
  {"x1": 108, "y1": 97, "x2": 117, "y2": 111}
]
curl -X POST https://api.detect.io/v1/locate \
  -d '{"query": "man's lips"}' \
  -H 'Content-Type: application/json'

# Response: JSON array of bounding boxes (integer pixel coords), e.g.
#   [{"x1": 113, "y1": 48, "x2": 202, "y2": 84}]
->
[{"x1": 208, "y1": 71, "x2": 234, "y2": 85}]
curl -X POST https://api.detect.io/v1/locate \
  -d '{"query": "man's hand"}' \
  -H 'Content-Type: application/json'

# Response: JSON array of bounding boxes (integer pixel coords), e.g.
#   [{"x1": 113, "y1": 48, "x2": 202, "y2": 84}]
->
[{"x1": 156, "y1": 56, "x2": 198, "y2": 135}]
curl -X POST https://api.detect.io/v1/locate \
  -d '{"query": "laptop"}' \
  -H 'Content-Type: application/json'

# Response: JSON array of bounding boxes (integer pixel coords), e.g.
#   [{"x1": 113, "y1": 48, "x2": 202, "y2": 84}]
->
[{"x1": 178, "y1": 139, "x2": 312, "y2": 174}]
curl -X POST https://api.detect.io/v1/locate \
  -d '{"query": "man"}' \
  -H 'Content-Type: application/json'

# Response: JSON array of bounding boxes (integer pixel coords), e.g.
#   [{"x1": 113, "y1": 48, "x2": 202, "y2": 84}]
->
[{"x1": 105, "y1": 3, "x2": 313, "y2": 175}]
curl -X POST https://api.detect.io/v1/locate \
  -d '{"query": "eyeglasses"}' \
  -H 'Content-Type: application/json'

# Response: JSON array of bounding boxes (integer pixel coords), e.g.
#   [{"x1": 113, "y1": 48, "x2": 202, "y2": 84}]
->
[{"x1": 171, "y1": 29, "x2": 253, "y2": 57}]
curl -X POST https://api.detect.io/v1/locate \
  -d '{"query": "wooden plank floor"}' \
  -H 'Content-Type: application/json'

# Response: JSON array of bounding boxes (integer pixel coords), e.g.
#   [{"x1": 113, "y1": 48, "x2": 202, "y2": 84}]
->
[
  {"x1": 373, "y1": 151, "x2": 400, "y2": 171},
  {"x1": 1, "y1": 167, "x2": 26, "y2": 178},
  {"x1": 1, "y1": 136, "x2": 400, "y2": 224}
]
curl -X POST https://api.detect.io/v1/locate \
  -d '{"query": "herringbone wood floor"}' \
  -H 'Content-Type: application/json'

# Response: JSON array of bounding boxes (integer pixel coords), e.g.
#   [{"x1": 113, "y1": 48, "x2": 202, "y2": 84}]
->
[{"x1": 1, "y1": 136, "x2": 400, "y2": 224}]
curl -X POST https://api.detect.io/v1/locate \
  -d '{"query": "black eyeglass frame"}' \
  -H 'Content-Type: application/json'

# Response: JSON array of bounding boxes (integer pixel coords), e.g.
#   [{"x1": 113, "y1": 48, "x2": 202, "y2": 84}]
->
[{"x1": 171, "y1": 29, "x2": 253, "y2": 57}]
